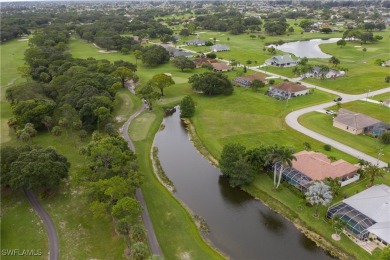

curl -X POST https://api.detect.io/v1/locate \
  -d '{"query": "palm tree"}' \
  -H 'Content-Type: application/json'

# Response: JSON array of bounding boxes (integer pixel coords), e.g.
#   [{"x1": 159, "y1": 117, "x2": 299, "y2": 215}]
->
[
  {"x1": 365, "y1": 164, "x2": 383, "y2": 187},
  {"x1": 305, "y1": 181, "x2": 333, "y2": 217},
  {"x1": 275, "y1": 147, "x2": 296, "y2": 189}
]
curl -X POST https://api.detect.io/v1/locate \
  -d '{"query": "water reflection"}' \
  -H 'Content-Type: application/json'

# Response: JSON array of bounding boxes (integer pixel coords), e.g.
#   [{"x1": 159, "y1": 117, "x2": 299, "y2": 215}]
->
[
  {"x1": 154, "y1": 109, "x2": 332, "y2": 259},
  {"x1": 259, "y1": 211, "x2": 286, "y2": 234},
  {"x1": 274, "y1": 38, "x2": 341, "y2": 58},
  {"x1": 300, "y1": 233, "x2": 319, "y2": 252},
  {"x1": 218, "y1": 176, "x2": 252, "y2": 206}
]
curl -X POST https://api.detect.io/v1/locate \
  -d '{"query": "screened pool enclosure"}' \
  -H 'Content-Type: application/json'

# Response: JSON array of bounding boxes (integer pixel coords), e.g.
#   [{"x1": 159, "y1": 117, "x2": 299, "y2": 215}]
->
[
  {"x1": 273, "y1": 161, "x2": 312, "y2": 192},
  {"x1": 326, "y1": 202, "x2": 376, "y2": 241}
]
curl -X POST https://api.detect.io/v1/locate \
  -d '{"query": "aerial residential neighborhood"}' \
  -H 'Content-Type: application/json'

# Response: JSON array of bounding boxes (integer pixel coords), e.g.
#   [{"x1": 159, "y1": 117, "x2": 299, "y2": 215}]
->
[{"x1": 1, "y1": 0, "x2": 390, "y2": 260}]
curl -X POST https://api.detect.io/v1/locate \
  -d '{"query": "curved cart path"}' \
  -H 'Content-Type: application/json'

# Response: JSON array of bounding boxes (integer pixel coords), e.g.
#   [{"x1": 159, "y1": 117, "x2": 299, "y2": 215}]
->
[
  {"x1": 24, "y1": 189, "x2": 59, "y2": 260},
  {"x1": 121, "y1": 85, "x2": 163, "y2": 257}
]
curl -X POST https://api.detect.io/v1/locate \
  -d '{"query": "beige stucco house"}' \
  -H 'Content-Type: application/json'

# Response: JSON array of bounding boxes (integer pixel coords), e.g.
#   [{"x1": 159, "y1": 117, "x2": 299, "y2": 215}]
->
[{"x1": 333, "y1": 109, "x2": 383, "y2": 135}]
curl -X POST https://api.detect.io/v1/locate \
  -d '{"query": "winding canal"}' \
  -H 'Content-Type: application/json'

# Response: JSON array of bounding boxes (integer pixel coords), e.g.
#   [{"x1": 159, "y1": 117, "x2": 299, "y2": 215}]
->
[{"x1": 154, "y1": 108, "x2": 332, "y2": 259}]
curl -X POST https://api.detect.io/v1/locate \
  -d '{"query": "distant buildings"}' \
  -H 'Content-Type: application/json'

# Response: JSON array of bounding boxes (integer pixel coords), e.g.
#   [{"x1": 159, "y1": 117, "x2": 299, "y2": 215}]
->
[
  {"x1": 185, "y1": 39, "x2": 206, "y2": 46},
  {"x1": 301, "y1": 66, "x2": 345, "y2": 79},
  {"x1": 210, "y1": 44, "x2": 230, "y2": 52},
  {"x1": 211, "y1": 62, "x2": 231, "y2": 72},
  {"x1": 232, "y1": 73, "x2": 267, "y2": 87},
  {"x1": 265, "y1": 55, "x2": 299, "y2": 67},
  {"x1": 266, "y1": 82, "x2": 308, "y2": 99}
]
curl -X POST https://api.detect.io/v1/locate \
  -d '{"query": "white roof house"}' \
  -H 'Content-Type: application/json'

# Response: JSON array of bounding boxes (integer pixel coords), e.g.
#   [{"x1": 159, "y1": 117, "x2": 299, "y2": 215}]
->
[
  {"x1": 327, "y1": 184, "x2": 390, "y2": 245},
  {"x1": 265, "y1": 55, "x2": 299, "y2": 67}
]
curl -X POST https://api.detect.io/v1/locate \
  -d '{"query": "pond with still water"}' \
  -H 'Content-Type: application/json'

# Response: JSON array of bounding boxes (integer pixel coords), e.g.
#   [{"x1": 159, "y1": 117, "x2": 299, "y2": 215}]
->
[
  {"x1": 154, "y1": 109, "x2": 332, "y2": 259},
  {"x1": 273, "y1": 38, "x2": 341, "y2": 58}
]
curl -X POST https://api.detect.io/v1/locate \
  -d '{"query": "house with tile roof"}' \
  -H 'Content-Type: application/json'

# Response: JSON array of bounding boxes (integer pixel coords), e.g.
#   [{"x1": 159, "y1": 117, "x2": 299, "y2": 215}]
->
[
  {"x1": 211, "y1": 62, "x2": 231, "y2": 72},
  {"x1": 266, "y1": 82, "x2": 308, "y2": 99},
  {"x1": 232, "y1": 73, "x2": 267, "y2": 87},
  {"x1": 265, "y1": 54, "x2": 299, "y2": 67},
  {"x1": 274, "y1": 151, "x2": 360, "y2": 192},
  {"x1": 327, "y1": 184, "x2": 390, "y2": 248},
  {"x1": 333, "y1": 109, "x2": 385, "y2": 135}
]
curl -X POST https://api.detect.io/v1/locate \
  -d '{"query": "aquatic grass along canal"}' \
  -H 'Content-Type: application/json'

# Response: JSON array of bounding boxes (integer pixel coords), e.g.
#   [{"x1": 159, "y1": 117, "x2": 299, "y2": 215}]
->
[{"x1": 153, "y1": 108, "x2": 332, "y2": 259}]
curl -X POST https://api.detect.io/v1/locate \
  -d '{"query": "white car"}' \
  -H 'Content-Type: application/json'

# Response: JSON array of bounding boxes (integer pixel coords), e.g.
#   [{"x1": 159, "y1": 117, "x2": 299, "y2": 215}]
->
[{"x1": 325, "y1": 110, "x2": 336, "y2": 115}]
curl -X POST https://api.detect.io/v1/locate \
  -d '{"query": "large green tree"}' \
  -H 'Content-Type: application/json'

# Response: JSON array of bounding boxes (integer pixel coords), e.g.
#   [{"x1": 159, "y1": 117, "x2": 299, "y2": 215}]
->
[
  {"x1": 112, "y1": 197, "x2": 143, "y2": 224},
  {"x1": 172, "y1": 56, "x2": 196, "y2": 72},
  {"x1": 137, "y1": 84, "x2": 161, "y2": 111},
  {"x1": 112, "y1": 66, "x2": 136, "y2": 88},
  {"x1": 149, "y1": 74, "x2": 175, "y2": 96},
  {"x1": 1, "y1": 146, "x2": 70, "y2": 191},
  {"x1": 219, "y1": 143, "x2": 256, "y2": 187},
  {"x1": 180, "y1": 95, "x2": 195, "y2": 118},
  {"x1": 141, "y1": 45, "x2": 170, "y2": 67},
  {"x1": 189, "y1": 72, "x2": 233, "y2": 96}
]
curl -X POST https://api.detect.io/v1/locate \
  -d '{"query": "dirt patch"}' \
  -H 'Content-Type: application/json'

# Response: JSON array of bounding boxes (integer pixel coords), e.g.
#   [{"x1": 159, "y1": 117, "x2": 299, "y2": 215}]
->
[{"x1": 98, "y1": 50, "x2": 118, "y2": 54}]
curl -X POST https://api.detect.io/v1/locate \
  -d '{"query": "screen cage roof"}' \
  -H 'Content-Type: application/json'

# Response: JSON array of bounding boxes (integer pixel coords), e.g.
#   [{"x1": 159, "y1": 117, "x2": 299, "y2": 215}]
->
[{"x1": 327, "y1": 202, "x2": 376, "y2": 237}]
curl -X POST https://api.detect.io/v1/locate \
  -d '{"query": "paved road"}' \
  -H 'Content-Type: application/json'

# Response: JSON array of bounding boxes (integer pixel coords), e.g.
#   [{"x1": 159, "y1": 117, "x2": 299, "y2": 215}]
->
[
  {"x1": 121, "y1": 85, "x2": 163, "y2": 257},
  {"x1": 24, "y1": 189, "x2": 59, "y2": 260}
]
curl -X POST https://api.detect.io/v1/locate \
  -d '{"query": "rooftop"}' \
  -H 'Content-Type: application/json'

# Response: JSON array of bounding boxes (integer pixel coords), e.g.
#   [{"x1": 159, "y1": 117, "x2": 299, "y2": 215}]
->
[
  {"x1": 272, "y1": 82, "x2": 307, "y2": 93},
  {"x1": 268, "y1": 54, "x2": 298, "y2": 63},
  {"x1": 333, "y1": 109, "x2": 381, "y2": 129},
  {"x1": 292, "y1": 151, "x2": 359, "y2": 180},
  {"x1": 344, "y1": 184, "x2": 390, "y2": 223},
  {"x1": 234, "y1": 73, "x2": 266, "y2": 82}
]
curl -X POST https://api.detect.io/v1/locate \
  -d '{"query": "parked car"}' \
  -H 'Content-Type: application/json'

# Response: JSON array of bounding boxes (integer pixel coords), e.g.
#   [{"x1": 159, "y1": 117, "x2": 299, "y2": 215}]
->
[
  {"x1": 333, "y1": 97, "x2": 342, "y2": 102},
  {"x1": 326, "y1": 109, "x2": 336, "y2": 115}
]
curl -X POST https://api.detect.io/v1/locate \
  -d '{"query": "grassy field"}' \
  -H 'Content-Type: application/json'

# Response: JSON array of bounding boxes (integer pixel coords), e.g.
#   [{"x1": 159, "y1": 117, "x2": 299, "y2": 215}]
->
[
  {"x1": 0, "y1": 39, "x2": 28, "y2": 144},
  {"x1": 179, "y1": 28, "x2": 343, "y2": 66},
  {"x1": 190, "y1": 86, "x2": 359, "y2": 163},
  {"x1": 0, "y1": 38, "x2": 28, "y2": 87},
  {"x1": 302, "y1": 32, "x2": 390, "y2": 94},
  {"x1": 130, "y1": 107, "x2": 224, "y2": 260},
  {"x1": 371, "y1": 92, "x2": 390, "y2": 102},
  {"x1": 1, "y1": 191, "x2": 48, "y2": 260}
]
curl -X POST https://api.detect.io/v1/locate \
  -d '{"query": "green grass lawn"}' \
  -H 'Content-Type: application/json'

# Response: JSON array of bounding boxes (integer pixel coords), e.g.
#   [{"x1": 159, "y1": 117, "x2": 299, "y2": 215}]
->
[
  {"x1": 1, "y1": 39, "x2": 28, "y2": 144},
  {"x1": 131, "y1": 107, "x2": 224, "y2": 260},
  {"x1": 299, "y1": 111, "x2": 390, "y2": 163},
  {"x1": 371, "y1": 92, "x2": 390, "y2": 102},
  {"x1": 302, "y1": 32, "x2": 390, "y2": 94},
  {"x1": 0, "y1": 38, "x2": 28, "y2": 87},
  {"x1": 180, "y1": 29, "x2": 343, "y2": 67},
  {"x1": 191, "y1": 86, "x2": 358, "y2": 163},
  {"x1": 1, "y1": 191, "x2": 48, "y2": 260},
  {"x1": 113, "y1": 88, "x2": 142, "y2": 128}
]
